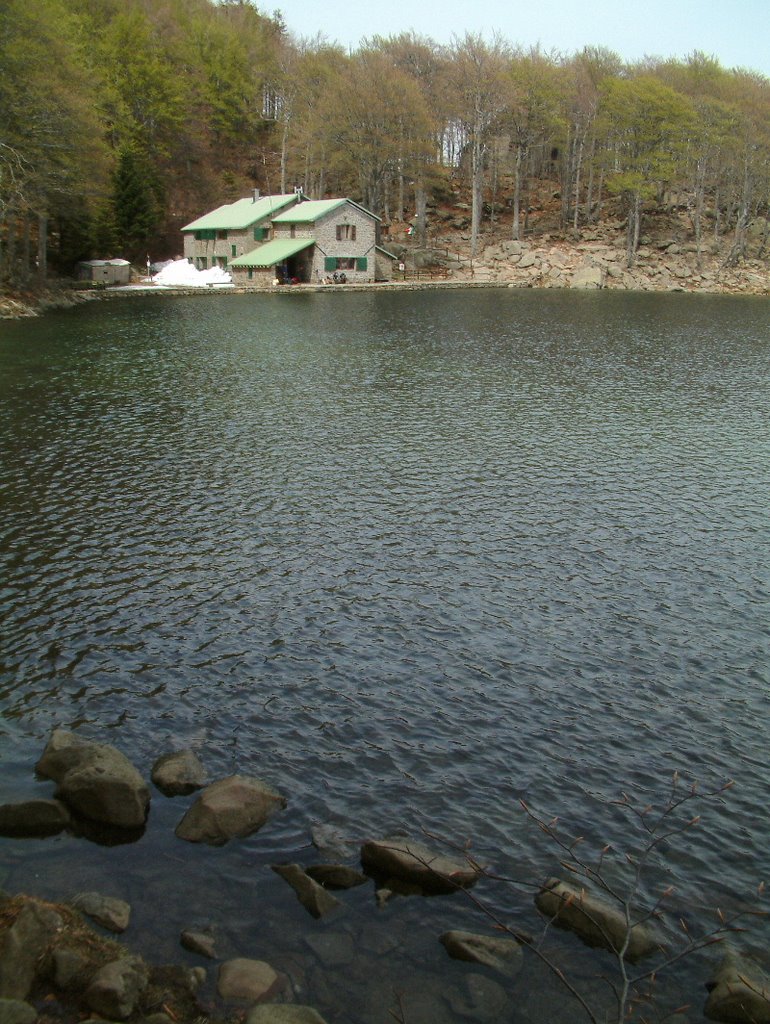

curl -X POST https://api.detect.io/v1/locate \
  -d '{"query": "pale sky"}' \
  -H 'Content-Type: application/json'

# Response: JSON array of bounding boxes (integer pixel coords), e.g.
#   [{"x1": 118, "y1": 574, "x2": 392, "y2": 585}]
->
[{"x1": 273, "y1": 0, "x2": 769, "y2": 77}]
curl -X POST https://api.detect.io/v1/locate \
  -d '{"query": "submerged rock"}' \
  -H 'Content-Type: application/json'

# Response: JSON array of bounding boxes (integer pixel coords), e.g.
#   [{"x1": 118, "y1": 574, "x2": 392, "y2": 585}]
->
[
  {"x1": 175, "y1": 775, "x2": 286, "y2": 845},
  {"x1": 704, "y1": 949, "x2": 770, "y2": 1023},
  {"x1": 439, "y1": 930, "x2": 524, "y2": 975},
  {"x1": 247, "y1": 1007, "x2": 329, "y2": 1024},
  {"x1": 180, "y1": 928, "x2": 217, "y2": 959},
  {"x1": 272, "y1": 864, "x2": 341, "y2": 919},
  {"x1": 361, "y1": 837, "x2": 480, "y2": 894},
  {"x1": 0, "y1": 799, "x2": 71, "y2": 837},
  {"x1": 151, "y1": 750, "x2": 207, "y2": 797},
  {"x1": 535, "y1": 877, "x2": 663, "y2": 961},
  {"x1": 217, "y1": 958, "x2": 282, "y2": 1003},
  {"x1": 305, "y1": 864, "x2": 368, "y2": 890},
  {"x1": 36, "y1": 729, "x2": 150, "y2": 829}
]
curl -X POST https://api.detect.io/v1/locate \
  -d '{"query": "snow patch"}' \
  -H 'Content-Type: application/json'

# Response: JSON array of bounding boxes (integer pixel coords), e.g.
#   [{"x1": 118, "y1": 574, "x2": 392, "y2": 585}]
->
[{"x1": 152, "y1": 259, "x2": 232, "y2": 287}]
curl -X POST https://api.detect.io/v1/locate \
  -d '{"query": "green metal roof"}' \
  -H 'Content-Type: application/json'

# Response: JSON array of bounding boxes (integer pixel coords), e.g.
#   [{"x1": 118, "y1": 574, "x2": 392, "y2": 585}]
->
[
  {"x1": 272, "y1": 198, "x2": 379, "y2": 224},
  {"x1": 230, "y1": 238, "x2": 315, "y2": 268},
  {"x1": 182, "y1": 194, "x2": 298, "y2": 232}
]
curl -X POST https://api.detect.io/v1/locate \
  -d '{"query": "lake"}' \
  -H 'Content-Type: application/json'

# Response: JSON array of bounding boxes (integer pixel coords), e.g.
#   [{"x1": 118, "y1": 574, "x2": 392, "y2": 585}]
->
[{"x1": 1, "y1": 288, "x2": 769, "y2": 1022}]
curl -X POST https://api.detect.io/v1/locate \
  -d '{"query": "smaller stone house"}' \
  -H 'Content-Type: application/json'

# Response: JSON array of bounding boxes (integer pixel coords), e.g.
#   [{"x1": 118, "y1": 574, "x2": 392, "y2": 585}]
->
[
  {"x1": 181, "y1": 193, "x2": 299, "y2": 271},
  {"x1": 229, "y1": 198, "x2": 392, "y2": 286},
  {"x1": 77, "y1": 259, "x2": 131, "y2": 286}
]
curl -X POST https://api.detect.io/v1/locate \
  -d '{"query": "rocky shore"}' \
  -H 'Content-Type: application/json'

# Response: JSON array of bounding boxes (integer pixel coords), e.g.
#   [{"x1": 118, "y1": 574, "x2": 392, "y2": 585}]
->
[
  {"x1": 1, "y1": 729, "x2": 769, "y2": 1024},
  {"x1": 1, "y1": 227, "x2": 768, "y2": 322}
]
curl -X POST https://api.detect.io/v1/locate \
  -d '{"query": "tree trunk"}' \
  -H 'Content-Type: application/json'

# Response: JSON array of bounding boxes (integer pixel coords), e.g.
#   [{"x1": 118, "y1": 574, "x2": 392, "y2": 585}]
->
[
  {"x1": 585, "y1": 134, "x2": 596, "y2": 223},
  {"x1": 572, "y1": 130, "x2": 584, "y2": 232},
  {"x1": 512, "y1": 144, "x2": 523, "y2": 240},
  {"x1": 415, "y1": 180, "x2": 427, "y2": 246},
  {"x1": 37, "y1": 213, "x2": 47, "y2": 283},
  {"x1": 470, "y1": 132, "x2": 483, "y2": 257}
]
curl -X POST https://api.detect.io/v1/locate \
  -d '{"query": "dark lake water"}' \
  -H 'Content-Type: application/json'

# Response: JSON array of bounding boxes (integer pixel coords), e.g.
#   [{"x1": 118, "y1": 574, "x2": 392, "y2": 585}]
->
[{"x1": 1, "y1": 288, "x2": 769, "y2": 1022}]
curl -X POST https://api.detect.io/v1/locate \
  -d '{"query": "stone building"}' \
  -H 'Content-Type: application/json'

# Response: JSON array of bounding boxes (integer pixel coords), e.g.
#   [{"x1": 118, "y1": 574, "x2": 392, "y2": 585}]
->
[
  {"x1": 230, "y1": 198, "x2": 397, "y2": 286},
  {"x1": 181, "y1": 193, "x2": 299, "y2": 271}
]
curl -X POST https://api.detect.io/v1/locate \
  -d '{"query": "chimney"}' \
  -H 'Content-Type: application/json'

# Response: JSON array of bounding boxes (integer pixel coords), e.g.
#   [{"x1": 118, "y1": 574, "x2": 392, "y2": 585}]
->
[{"x1": 253, "y1": 189, "x2": 261, "y2": 203}]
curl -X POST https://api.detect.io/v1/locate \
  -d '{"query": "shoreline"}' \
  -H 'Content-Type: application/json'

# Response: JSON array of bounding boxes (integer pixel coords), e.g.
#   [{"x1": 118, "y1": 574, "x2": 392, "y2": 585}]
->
[{"x1": 2, "y1": 251, "x2": 768, "y2": 321}]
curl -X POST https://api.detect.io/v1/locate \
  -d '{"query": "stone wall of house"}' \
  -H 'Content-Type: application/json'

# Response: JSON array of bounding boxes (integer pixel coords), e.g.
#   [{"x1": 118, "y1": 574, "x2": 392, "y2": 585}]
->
[
  {"x1": 183, "y1": 226, "x2": 271, "y2": 269},
  {"x1": 273, "y1": 204, "x2": 377, "y2": 284}
]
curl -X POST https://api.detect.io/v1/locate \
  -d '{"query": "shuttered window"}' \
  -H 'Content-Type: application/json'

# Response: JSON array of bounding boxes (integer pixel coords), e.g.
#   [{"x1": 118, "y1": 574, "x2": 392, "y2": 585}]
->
[{"x1": 356, "y1": 257, "x2": 367, "y2": 271}]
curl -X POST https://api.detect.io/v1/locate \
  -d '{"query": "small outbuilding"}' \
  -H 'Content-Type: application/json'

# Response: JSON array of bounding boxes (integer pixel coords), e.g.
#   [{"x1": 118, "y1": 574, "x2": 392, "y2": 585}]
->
[{"x1": 77, "y1": 259, "x2": 131, "y2": 286}]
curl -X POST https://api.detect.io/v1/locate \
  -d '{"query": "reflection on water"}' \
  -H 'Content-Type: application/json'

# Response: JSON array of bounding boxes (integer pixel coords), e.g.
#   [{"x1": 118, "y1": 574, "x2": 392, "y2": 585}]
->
[{"x1": 1, "y1": 289, "x2": 769, "y2": 1021}]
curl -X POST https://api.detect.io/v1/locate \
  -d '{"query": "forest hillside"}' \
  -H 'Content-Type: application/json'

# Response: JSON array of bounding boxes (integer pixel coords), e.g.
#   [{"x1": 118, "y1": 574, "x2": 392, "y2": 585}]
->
[{"x1": 1, "y1": 0, "x2": 769, "y2": 290}]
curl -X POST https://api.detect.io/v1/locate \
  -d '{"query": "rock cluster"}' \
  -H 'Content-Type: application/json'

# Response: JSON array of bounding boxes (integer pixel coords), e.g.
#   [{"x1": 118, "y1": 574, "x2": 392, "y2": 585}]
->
[
  {"x1": 2, "y1": 731, "x2": 768, "y2": 1024},
  {"x1": 432, "y1": 229, "x2": 769, "y2": 295}
]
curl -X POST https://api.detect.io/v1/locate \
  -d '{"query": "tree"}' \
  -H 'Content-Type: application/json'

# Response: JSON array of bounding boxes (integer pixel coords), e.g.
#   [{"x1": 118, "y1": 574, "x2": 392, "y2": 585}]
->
[
  {"x1": 445, "y1": 34, "x2": 512, "y2": 257},
  {"x1": 598, "y1": 77, "x2": 694, "y2": 266}
]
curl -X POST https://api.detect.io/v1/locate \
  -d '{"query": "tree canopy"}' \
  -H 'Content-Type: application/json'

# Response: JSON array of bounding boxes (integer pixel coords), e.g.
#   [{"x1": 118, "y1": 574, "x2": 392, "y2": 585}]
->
[{"x1": 1, "y1": 0, "x2": 768, "y2": 283}]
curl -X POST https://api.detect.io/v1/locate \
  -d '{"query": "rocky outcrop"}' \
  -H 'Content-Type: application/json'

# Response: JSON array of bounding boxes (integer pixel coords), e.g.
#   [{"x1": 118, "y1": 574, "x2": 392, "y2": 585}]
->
[
  {"x1": 271, "y1": 864, "x2": 341, "y2": 919},
  {"x1": 175, "y1": 775, "x2": 286, "y2": 845},
  {"x1": 439, "y1": 929, "x2": 524, "y2": 974},
  {"x1": 360, "y1": 837, "x2": 480, "y2": 894},
  {"x1": 36, "y1": 729, "x2": 150, "y2": 829},
  {"x1": 535, "y1": 877, "x2": 663, "y2": 961},
  {"x1": 151, "y1": 750, "x2": 207, "y2": 797},
  {"x1": 704, "y1": 949, "x2": 770, "y2": 1023},
  {"x1": 0, "y1": 799, "x2": 71, "y2": 837}
]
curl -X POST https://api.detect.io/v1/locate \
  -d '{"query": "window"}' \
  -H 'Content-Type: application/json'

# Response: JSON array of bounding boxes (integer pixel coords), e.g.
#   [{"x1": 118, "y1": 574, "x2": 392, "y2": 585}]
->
[
  {"x1": 336, "y1": 224, "x2": 356, "y2": 241},
  {"x1": 217, "y1": 230, "x2": 228, "y2": 240},
  {"x1": 231, "y1": 245, "x2": 237, "y2": 258},
  {"x1": 324, "y1": 257, "x2": 356, "y2": 271},
  {"x1": 248, "y1": 269, "x2": 253, "y2": 280},
  {"x1": 220, "y1": 255, "x2": 227, "y2": 267},
  {"x1": 195, "y1": 229, "x2": 216, "y2": 241},
  {"x1": 290, "y1": 225, "x2": 296, "y2": 238},
  {"x1": 197, "y1": 257, "x2": 207, "y2": 269},
  {"x1": 253, "y1": 226, "x2": 269, "y2": 241}
]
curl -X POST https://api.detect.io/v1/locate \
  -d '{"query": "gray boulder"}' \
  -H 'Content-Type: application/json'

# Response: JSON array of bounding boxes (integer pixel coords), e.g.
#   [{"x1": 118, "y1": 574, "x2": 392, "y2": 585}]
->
[
  {"x1": 217, "y1": 959, "x2": 282, "y2": 1003},
  {"x1": 175, "y1": 775, "x2": 286, "y2": 845},
  {"x1": 439, "y1": 930, "x2": 523, "y2": 975},
  {"x1": 180, "y1": 929, "x2": 217, "y2": 959},
  {"x1": 535, "y1": 877, "x2": 663, "y2": 961},
  {"x1": 705, "y1": 949, "x2": 770, "y2": 1023},
  {"x1": 0, "y1": 999, "x2": 37, "y2": 1024},
  {"x1": 0, "y1": 899, "x2": 63, "y2": 999},
  {"x1": 305, "y1": 864, "x2": 368, "y2": 890},
  {"x1": 247, "y1": 1008, "x2": 329, "y2": 1024},
  {"x1": 37, "y1": 729, "x2": 150, "y2": 829},
  {"x1": 360, "y1": 837, "x2": 480, "y2": 894},
  {"x1": 151, "y1": 750, "x2": 207, "y2": 797},
  {"x1": 72, "y1": 892, "x2": 131, "y2": 933},
  {"x1": 84, "y1": 956, "x2": 148, "y2": 1021},
  {"x1": 570, "y1": 265, "x2": 604, "y2": 289},
  {"x1": 272, "y1": 864, "x2": 341, "y2": 918},
  {"x1": 0, "y1": 799, "x2": 70, "y2": 837}
]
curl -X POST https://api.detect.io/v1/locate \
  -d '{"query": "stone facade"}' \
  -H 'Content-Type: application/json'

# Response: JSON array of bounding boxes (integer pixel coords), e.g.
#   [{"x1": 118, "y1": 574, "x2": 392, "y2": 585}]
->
[
  {"x1": 181, "y1": 194, "x2": 299, "y2": 271},
  {"x1": 272, "y1": 201, "x2": 379, "y2": 284}
]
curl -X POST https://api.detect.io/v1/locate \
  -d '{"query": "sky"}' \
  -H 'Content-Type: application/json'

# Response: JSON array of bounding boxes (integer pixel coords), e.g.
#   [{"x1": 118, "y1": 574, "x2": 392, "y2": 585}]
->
[{"x1": 272, "y1": 0, "x2": 770, "y2": 77}]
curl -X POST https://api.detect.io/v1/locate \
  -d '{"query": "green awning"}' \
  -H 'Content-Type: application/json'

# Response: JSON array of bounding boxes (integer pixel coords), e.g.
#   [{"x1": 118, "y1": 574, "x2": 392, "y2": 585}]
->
[{"x1": 230, "y1": 238, "x2": 315, "y2": 268}]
